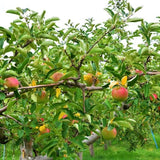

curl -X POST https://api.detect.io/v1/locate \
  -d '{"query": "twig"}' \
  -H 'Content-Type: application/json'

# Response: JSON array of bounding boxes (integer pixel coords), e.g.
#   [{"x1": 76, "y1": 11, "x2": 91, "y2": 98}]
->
[
  {"x1": 77, "y1": 25, "x2": 116, "y2": 69},
  {"x1": 2, "y1": 114, "x2": 22, "y2": 125},
  {"x1": 144, "y1": 56, "x2": 151, "y2": 70}
]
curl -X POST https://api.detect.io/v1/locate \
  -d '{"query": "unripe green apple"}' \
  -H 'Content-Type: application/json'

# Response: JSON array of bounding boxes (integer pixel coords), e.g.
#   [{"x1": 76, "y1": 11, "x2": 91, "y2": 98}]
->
[
  {"x1": 4, "y1": 77, "x2": 19, "y2": 90},
  {"x1": 102, "y1": 127, "x2": 117, "y2": 140},
  {"x1": 51, "y1": 72, "x2": 64, "y2": 82},
  {"x1": 112, "y1": 86, "x2": 128, "y2": 101}
]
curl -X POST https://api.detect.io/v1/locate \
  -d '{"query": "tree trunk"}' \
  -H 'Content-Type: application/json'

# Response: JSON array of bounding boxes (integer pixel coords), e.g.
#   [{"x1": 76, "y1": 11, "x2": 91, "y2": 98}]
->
[
  {"x1": 89, "y1": 144, "x2": 94, "y2": 157},
  {"x1": 19, "y1": 139, "x2": 52, "y2": 160},
  {"x1": 77, "y1": 152, "x2": 83, "y2": 160},
  {"x1": 20, "y1": 139, "x2": 33, "y2": 160},
  {"x1": 104, "y1": 141, "x2": 108, "y2": 150}
]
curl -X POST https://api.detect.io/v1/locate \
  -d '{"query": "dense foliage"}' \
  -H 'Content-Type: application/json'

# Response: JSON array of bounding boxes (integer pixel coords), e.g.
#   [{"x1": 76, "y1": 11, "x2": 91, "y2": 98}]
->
[{"x1": 0, "y1": 0, "x2": 160, "y2": 159}]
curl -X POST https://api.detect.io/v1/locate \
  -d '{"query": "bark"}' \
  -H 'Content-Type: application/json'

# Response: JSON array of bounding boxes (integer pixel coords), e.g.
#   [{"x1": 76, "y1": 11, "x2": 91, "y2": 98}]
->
[
  {"x1": 20, "y1": 139, "x2": 33, "y2": 160},
  {"x1": 83, "y1": 129, "x2": 100, "y2": 145},
  {"x1": 77, "y1": 152, "x2": 83, "y2": 160},
  {"x1": 89, "y1": 144, "x2": 94, "y2": 157}
]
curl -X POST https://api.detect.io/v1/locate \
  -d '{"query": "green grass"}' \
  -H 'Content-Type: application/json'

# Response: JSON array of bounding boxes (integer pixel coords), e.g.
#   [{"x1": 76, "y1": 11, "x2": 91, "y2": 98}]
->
[
  {"x1": 83, "y1": 134, "x2": 160, "y2": 160},
  {"x1": 1, "y1": 134, "x2": 160, "y2": 160}
]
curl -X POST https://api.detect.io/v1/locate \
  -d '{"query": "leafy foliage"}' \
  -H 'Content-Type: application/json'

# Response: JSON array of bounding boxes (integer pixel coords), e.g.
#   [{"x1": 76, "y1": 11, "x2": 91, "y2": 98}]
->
[{"x1": 0, "y1": 0, "x2": 160, "y2": 159}]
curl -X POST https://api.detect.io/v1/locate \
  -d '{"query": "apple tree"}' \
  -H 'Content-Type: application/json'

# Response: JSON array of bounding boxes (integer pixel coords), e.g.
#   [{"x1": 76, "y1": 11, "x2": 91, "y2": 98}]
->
[{"x1": 0, "y1": 0, "x2": 160, "y2": 159}]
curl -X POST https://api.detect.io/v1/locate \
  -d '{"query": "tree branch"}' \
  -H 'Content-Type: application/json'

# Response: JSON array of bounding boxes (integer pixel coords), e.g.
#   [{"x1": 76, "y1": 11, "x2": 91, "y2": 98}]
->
[
  {"x1": 2, "y1": 114, "x2": 22, "y2": 125},
  {"x1": 77, "y1": 25, "x2": 116, "y2": 70},
  {"x1": 0, "y1": 106, "x2": 7, "y2": 114}
]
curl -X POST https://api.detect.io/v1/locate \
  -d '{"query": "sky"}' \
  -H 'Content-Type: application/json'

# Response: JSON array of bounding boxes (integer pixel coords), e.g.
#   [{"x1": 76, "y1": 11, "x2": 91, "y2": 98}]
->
[{"x1": 1, "y1": 0, "x2": 160, "y2": 29}]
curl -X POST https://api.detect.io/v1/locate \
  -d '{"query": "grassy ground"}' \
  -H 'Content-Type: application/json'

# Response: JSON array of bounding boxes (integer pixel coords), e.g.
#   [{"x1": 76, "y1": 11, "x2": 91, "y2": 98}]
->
[
  {"x1": 83, "y1": 134, "x2": 160, "y2": 160},
  {"x1": 1, "y1": 134, "x2": 160, "y2": 160}
]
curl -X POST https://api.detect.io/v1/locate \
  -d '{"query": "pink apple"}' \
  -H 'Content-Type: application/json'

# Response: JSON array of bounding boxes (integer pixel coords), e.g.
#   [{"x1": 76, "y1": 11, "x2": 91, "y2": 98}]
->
[
  {"x1": 4, "y1": 77, "x2": 19, "y2": 90},
  {"x1": 112, "y1": 86, "x2": 128, "y2": 101}
]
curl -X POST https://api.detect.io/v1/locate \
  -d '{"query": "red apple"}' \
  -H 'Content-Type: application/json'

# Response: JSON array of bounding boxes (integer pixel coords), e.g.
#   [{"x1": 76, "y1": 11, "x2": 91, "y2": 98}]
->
[
  {"x1": 112, "y1": 86, "x2": 128, "y2": 101},
  {"x1": 62, "y1": 114, "x2": 68, "y2": 119},
  {"x1": 4, "y1": 77, "x2": 19, "y2": 90},
  {"x1": 40, "y1": 118, "x2": 44, "y2": 122},
  {"x1": 45, "y1": 128, "x2": 50, "y2": 133},
  {"x1": 102, "y1": 127, "x2": 117, "y2": 140},
  {"x1": 51, "y1": 72, "x2": 64, "y2": 82},
  {"x1": 158, "y1": 106, "x2": 160, "y2": 111},
  {"x1": 41, "y1": 128, "x2": 50, "y2": 134},
  {"x1": 135, "y1": 69, "x2": 143, "y2": 75},
  {"x1": 150, "y1": 93, "x2": 158, "y2": 101}
]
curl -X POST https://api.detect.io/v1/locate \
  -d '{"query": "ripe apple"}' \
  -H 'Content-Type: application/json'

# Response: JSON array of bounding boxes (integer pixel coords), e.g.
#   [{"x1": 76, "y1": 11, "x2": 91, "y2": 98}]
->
[
  {"x1": 84, "y1": 73, "x2": 99, "y2": 86},
  {"x1": 51, "y1": 72, "x2": 64, "y2": 82},
  {"x1": 39, "y1": 125, "x2": 50, "y2": 134},
  {"x1": 112, "y1": 86, "x2": 128, "y2": 101},
  {"x1": 149, "y1": 93, "x2": 158, "y2": 101},
  {"x1": 40, "y1": 118, "x2": 44, "y2": 122},
  {"x1": 135, "y1": 69, "x2": 143, "y2": 75},
  {"x1": 158, "y1": 106, "x2": 160, "y2": 111},
  {"x1": 102, "y1": 127, "x2": 117, "y2": 140},
  {"x1": 4, "y1": 77, "x2": 19, "y2": 90}
]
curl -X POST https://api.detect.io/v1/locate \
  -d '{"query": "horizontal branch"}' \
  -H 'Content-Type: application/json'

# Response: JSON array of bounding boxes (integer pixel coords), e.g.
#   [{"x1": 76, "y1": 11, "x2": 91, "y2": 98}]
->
[
  {"x1": 83, "y1": 129, "x2": 100, "y2": 145},
  {"x1": 0, "y1": 106, "x2": 7, "y2": 114}
]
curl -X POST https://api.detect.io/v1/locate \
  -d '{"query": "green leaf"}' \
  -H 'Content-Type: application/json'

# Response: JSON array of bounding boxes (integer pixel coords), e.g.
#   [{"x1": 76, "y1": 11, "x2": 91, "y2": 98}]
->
[
  {"x1": 141, "y1": 47, "x2": 149, "y2": 55},
  {"x1": 41, "y1": 41, "x2": 55, "y2": 46},
  {"x1": 63, "y1": 28, "x2": 77, "y2": 40},
  {"x1": 31, "y1": 94, "x2": 37, "y2": 102},
  {"x1": 115, "y1": 121, "x2": 134, "y2": 130},
  {"x1": 127, "y1": 3, "x2": 132, "y2": 12},
  {"x1": 62, "y1": 122, "x2": 69, "y2": 138},
  {"x1": 37, "y1": 34, "x2": 59, "y2": 41},
  {"x1": 135, "y1": 6, "x2": 143, "y2": 12},
  {"x1": 0, "y1": 38, "x2": 5, "y2": 49},
  {"x1": 127, "y1": 18, "x2": 143, "y2": 23},
  {"x1": 104, "y1": 99, "x2": 112, "y2": 109},
  {"x1": 60, "y1": 71, "x2": 74, "y2": 80},
  {"x1": 18, "y1": 35, "x2": 32, "y2": 43},
  {"x1": 0, "y1": 27, "x2": 12, "y2": 37},
  {"x1": 105, "y1": 8, "x2": 114, "y2": 17},
  {"x1": 144, "y1": 83, "x2": 150, "y2": 98},
  {"x1": 30, "y1": 103, "x2": 36, "y2": 113},
  {"x1": 6, "y1": 9, "x2": 20, "y2": 15},
  {"x1": 17, "y1": 57, "x2": 30, "y2": 74},
  {"x1": 1, "y1": 70, "x2": 18, "y2": 79},
  {"x1": 45, "y1": 17, "x2": 60, "y2": 24},
  {"x1": 89, "y1": 48, "x2": 104, "y2": 54},
  {"x1": 18, "y1": 130, "x2": 24, "y2": 138},
  {"x1": 0, "y1": 92, "x2": 6, "y2": 100},
  {"x1": 40, "y1": 10, "x2": 46, "y2": 20},
  {"x1": 75, "y1": 89, "x2": 82, "y2": 101},
  {"x1": 67, "y1": 32, "x2": 79, "y2": 43}
]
